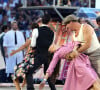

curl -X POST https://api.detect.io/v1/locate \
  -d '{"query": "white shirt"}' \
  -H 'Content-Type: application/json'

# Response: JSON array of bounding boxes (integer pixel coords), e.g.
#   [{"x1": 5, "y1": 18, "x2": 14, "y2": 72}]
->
[
  {"x1": 14, "y1": 0, "x2": 19, "y2": 4},
  {"x1": 3, "y1": 30, "x2": 25, "y2": 47},
  {"x1": 30, "y1": 24, "x2": 54, "y2": 47},
  {"x1": 8, "y1": 17, "x2": 15, "y2": 22},
  {"x1": 31, "y1": 28, "x2": 38, "y2": 47},
  {"x1": 73, "y1": 24, "x2": 100, "y2": 53},
  {"x1": 41, "y1": 24, "x2": 48, "y2": 27},
  {"x1": 3, "y1": 30, "x2": 25, "y2": 74}
]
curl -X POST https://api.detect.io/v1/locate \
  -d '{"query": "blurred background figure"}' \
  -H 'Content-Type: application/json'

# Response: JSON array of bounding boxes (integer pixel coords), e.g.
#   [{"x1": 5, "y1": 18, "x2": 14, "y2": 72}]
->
[
  {"x1": 0, "y1": 25, "x2": 9, "y2": 83},
  {"x1": 0, "y1": 25, "x2": 9, "y2": 62},
  {"x1": 95, "y1": 16, "x2": 100, "y2": 42},
  {"x1": 59, "y1": 0, "x2": 71, "y2": 6},
  {"x1": 78, "y1": 17, "x2": 87, "y2": 24},
  {"x1": 3, "y1": 21, "x2": 25, "y2": 80},
  {"x1": 78, "y1": 17, "x2": 96, "y2": 29}
]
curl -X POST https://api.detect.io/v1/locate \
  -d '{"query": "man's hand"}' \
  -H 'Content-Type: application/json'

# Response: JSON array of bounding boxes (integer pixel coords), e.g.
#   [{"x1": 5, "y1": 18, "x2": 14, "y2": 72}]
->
[
  {"x1": 65, "y1": 52, "x2": 72, "y2": 60},
  {"x1": 39, "y1": 81, "x2": 46, "y2": 90},
  {"x1": 69, "y1": 50, "x2": 79, "y2": 59},
  {"x1": 65, "y1": 50, "x2": 79, "y2": 60}
]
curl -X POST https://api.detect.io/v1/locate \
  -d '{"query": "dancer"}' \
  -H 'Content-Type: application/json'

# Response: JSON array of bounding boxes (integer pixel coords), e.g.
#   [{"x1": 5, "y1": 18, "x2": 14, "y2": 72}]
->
[
  {"x1": 25, "y1": 14, "x2": 56, "y2": 90},
  {"x1": 62, "y1": 15, "x2": 100, "y2": 78},
  {"x1": 10, "y1": 23, "x2": 39, "y2": 89},
  {"x1": 39, "y1": 41, "x2": 100, "y2": 90}
]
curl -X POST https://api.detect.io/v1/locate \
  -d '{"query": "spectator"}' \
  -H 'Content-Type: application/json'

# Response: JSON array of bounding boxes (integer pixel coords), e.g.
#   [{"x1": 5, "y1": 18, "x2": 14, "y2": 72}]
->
[
  {"x1": 0, "y1": 8, "x2": 3, "y2": 23},
  {"x1": 78, "y1": 17, "x2": 87, "y2": 24},
  {"x1": 0, "y1": 0, "x2": 4, "y2": 7},
  {"x1": 95, "y1": 16, "x2": 100, "y2": 42},
  {"x1": 91, "y1": 0, "x2": 95, "y2": 8},
  {"x1": 80, "y1": 0, "x2": 89, "y2": 7},
  {"x1": 5, "y1": 3, "x2": 11, "y2": 17},
  {"x1": 8, "y1": 13, "x2": 15, "y2": 23},
  {"x1": 3, "y1": 21, "x2": 25, "y2": 78},
  {"x1": 71, "y1": 0, "x2": 80, "y2": 6},
  {"x1": 2, "y1": 15, "x2": 8, "y2": 25},
  {"x1": 0, "y1": 25, "x2": 9, "y2": 62},
  {"x1": 18, "y1": 16, "x2": 29, "y2": 30},
  {"x1": 9, "y1": 0, "x2": 15, "y2": 8},
  {"x1": 85, "y1": 19, "x2": 96, "y2": 29},
  {"x1": 64, "y1": 0, "x2": 71, "y2": 6},
  {"x1": 13, "y1": 0, "x2": 19, "y2": 5}
]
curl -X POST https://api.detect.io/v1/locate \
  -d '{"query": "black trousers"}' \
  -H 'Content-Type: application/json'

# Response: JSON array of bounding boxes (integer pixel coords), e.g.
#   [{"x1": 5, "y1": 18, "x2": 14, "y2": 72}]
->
[{"x1": 26, "y1": 53, "x2": 56, "y2": 90}]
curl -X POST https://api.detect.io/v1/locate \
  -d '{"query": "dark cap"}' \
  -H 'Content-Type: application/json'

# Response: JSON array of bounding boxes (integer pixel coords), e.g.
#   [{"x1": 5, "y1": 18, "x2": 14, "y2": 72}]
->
[{"x1": 63, "y1": 14, "x2": 78, "y2": 25}]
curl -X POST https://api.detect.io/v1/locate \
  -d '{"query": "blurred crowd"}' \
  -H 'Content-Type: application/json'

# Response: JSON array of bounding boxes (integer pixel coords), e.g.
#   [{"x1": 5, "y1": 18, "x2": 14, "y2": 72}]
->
[
  {"x1": 0, "y1": 0, "x2": 96, "y2": 34},
  {"x1": 26, "y1": 0, "x2": 96, "y2": 7},
  {"x1": 0, "y1": 0, "x2": 44, "y2": 39}
]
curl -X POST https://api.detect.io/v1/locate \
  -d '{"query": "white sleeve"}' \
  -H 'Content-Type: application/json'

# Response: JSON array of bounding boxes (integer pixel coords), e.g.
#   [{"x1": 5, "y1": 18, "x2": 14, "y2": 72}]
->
[
  {"x1": 31, "y1": 28, "x2": 38, "y2": 47},
  {"x1": 3, "y1": 33, "x2": 8, "y2": 47}
]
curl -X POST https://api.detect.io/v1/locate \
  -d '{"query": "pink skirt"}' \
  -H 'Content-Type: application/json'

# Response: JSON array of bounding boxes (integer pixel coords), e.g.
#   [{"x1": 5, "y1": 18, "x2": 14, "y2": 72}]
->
[{"x1": 63, "y1": 54, "x2": 98, "y2": 90}]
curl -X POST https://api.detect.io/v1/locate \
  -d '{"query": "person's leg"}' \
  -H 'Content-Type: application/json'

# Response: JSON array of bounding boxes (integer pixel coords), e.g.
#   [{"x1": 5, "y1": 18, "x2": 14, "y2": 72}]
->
[
  {"x1": 26, "y1": 73, "x2": 35, "y2": 90},
  {"x1": 26, "y1": 55, "x2": 44, "y2": 90},
  {"x1": 21, "y1": 78, "x2": 26, "y2": 87},
  {"x1": 88, "y1": 49, "x2": 100, "y2": 78},
  {"x1": 90, "y1": 58, "x2": 100, "y2": 77},
  {"x1": 92, "y1": 79, "x2": 100, "y2": 90},
  {"x1": 44, "y1": 62, "x2": 56, "y2": 90},
  {"x1": 13, "y1": 78, "x2": 21, "y2": 90},
  {"x1": 47, "y1": 78, "x2": 56, "y2": 90}
]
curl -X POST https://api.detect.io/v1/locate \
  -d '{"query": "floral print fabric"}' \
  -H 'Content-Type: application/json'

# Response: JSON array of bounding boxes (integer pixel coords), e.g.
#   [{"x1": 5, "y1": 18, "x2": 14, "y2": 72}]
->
[{"x1": 12, "y1": 49, "x2": 34, "y2": 80}]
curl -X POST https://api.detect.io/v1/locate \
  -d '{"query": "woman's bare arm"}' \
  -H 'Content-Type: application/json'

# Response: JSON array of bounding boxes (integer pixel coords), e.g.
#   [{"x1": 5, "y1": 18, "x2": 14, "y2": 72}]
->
[{"x1": 10, "y1": 39, "x2": 31, "y2": 56}]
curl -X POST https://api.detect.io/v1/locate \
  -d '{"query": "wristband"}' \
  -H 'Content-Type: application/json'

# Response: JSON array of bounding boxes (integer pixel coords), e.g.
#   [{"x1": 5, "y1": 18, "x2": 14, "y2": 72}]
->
[{"x1": 43, "y1": 78, "x2": 47, "y2": 82}]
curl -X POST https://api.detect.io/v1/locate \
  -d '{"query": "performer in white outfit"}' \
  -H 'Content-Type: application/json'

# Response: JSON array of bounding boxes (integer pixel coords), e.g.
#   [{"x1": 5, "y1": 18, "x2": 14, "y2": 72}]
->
[{"x1": 3, "y1": 21, "x2": 25, "y2": 76}]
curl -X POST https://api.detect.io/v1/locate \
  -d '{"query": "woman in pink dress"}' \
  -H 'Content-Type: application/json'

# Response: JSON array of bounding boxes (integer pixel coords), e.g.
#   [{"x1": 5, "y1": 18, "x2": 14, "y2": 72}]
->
[{"x1": 39, "y1": 41, "x2": 100, "y2": 90}]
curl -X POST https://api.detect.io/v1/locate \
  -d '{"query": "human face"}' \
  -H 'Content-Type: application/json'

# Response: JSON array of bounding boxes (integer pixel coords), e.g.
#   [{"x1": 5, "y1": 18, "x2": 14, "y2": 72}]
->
[
  {"x1": 5, "y1": 27, "x2": 9, "y2": 33},
  {"x1": 97, "y1": 21, "x2": 100, "y2": 27},
  {"x1": 12, "y1": 23, "x2": 18, "y2": 30},
  {"x1": 66, "y1": 22, "x2": 75, "y2": 31}
]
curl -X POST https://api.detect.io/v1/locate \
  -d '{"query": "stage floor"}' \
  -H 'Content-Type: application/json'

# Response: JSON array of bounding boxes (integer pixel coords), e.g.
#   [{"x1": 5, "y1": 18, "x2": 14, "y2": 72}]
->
[{"x1": 0, "y1": 84, "x2": 63, "y2": 90}]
